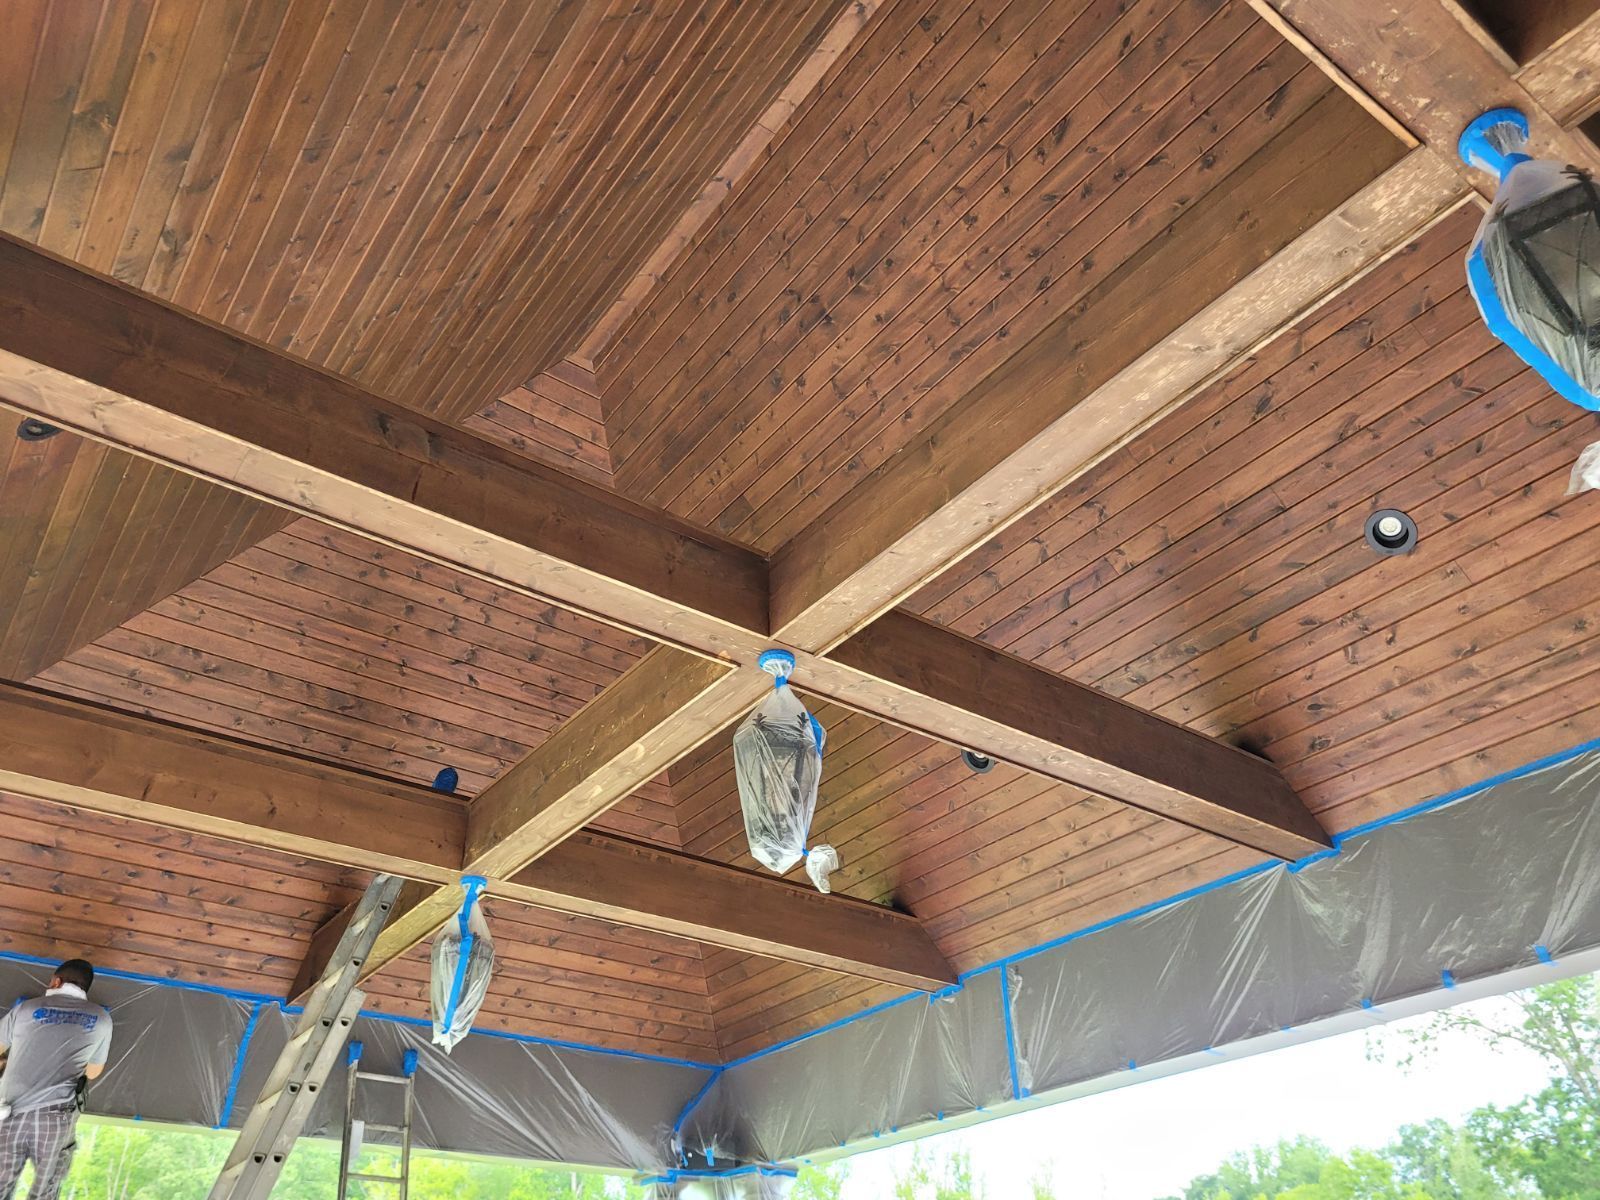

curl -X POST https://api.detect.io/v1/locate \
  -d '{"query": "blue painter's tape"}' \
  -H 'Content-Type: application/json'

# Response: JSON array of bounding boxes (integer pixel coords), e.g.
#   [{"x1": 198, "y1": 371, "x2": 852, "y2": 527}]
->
[
  {"x1": 1536, "y1": 944, "x2": 1555, "y2": 964},
  {"x1": 998, "y1": 968, "x2": 1022, "y2": 1102},
  {"x1": 671, "y1": 1067, "x2": 724, "y2": 1165},
  {"x1": 0, "y1": 950, "x2": 718, "y2": 1072},
  {"x1": 1441, "y1": 970, "x2": 1457, "y2": 990},
  {"x1": 641, "y1": 1165, "x2": 799, "y2": 1185},
  {"x1": 217, "y1": 1002, "x2": 267, "y2": 1130}
]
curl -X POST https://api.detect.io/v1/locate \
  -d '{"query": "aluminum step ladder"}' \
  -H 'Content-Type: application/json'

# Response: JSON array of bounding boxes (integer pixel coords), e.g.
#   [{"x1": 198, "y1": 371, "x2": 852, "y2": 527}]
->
[
  {"x1": 208, "y1": 875, "x2": 405, "y2": 1200},
  {"x1": 337, "y1": 1042, "x2": 420, "y2": 1199}
]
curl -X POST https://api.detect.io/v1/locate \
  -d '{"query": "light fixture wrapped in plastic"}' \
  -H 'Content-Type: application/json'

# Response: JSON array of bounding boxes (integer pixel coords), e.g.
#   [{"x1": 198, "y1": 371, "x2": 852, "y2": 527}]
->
[
  {"x1": 1460, "y1": 107, "x2": 1600, "y2": 410},
  {"x1": 430, "y1": 875, "x2": 493, "y2": 1052},
  {"x1": 733, "y1": 650, "x2": 839, "y2": 893}
]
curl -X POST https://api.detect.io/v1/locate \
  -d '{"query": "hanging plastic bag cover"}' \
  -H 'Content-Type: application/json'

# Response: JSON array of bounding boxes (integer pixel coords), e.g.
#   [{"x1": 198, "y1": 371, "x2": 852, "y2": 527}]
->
[
  {"x1": 1569, "y1": 441, "x2": 1600, "y2": 495},
  {"x1": 734, "y1": 652, "x2": 837, "y2": 889},
  {"x1": 430, "y1": 878, "x2": 494, "y2": 1052},
  {"x1": 1461, "y1": 108, "x2": 1600, "y2": 409}
]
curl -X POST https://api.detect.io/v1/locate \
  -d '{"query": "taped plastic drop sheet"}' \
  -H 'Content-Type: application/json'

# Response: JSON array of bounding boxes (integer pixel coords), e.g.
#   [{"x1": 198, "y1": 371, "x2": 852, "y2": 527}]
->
[
  {"x1": 431, "y1": 881, "x2": 494, "y2": 1052},
  {"x1": 0, "y1": 961, "x2": 251, "y2": 1129},
  {"x1": 734, "y1": 657, "x2": 836, "y2": 891}
]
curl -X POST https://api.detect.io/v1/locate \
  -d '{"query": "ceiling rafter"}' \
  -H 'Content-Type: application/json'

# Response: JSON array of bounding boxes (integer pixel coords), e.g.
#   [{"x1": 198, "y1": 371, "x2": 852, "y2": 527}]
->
[
  {"x1": 0, "y1": 232, "x2": 1326, "y2": 853},
  {"x1": 0, "y1": 680, "x2": 954, "y2": 993}
]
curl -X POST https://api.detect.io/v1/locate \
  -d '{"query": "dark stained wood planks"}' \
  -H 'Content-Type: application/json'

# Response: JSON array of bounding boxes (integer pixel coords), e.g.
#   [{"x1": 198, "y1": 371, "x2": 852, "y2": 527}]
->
[
  {"x1": 0, "y1": 424, "x2": 289, "y2": 682},
  {"x1": 599, "y1": 0, "x2": 1411, "y2": 564},
  {"x1": 0, "y1": 791, "x2": 720, "y2": 1060},
  {"x1": 0, "y1": 0, "x2": 852, "y2": 424},
  {"x1": 32, "y1": 516, "x2": 678, "y2": 843},
  {"x1": 465, "y1": 360, "x2": 616, "y2": 485}
]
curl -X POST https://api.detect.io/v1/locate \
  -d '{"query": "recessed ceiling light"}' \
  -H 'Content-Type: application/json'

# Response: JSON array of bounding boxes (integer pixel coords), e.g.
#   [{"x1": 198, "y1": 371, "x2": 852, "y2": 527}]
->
[
  {"x1": 16, "y1": 417, "x2": 61, "y2": 441},
  {"x1": 1365, "y1": 508, "x2": 1418, "y2": 556},
  {"x1": 961, "y1": 749, "x2": 994, "y2": 773}
]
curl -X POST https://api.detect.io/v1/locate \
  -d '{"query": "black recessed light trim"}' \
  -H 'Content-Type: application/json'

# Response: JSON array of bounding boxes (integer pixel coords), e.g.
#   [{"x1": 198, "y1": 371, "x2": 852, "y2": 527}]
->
[
  {"x1": 17, "y1": 417, "x2": 61, "y2": 442},
  {"x1": 961, "y1": 749, "x2": 995, "y2": 773},
  {"x1": 1364, "y1": 508, "x2": 1418, "y2": 556}
]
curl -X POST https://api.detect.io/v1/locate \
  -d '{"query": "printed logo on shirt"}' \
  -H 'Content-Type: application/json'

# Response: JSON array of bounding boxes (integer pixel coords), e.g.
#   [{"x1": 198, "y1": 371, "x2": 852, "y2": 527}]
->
[{"x1": 30, "y1": 1007, "x2": 99, "y2": 1031}]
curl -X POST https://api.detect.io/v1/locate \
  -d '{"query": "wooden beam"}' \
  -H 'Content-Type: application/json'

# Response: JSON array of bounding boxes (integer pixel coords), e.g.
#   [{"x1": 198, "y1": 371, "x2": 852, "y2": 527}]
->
[
  {"x1": 820, "y1": 613, "x2": 1328, "y2": 861},
  {"x1": 0, "y1": 680, "x2": 953, "y2": 992},
  {"x1": 299, "y1": 832, "x2": 957, "y2": 999},
  {"x1": 0, "y1": 234, "x2": 768, "y2": 654},
  {"x1": 1251, "y1": 0, "x2": 1600, "y2": 191},
  {"x1": 1516, "y1": 11, "x2": 1600, "y2": 126},
  {"x1": 0, "y1": 197, "x2": 1330, "y2": 873},
  {"x1": 768, "y1": 97, "x2": 1445, "y2": 652},
  {"x1": 463, "y1": 647, "x2": 766, "y2": 878},
  {"x1": 0, "y1": 681, "x2": 465, "y2": 879}
]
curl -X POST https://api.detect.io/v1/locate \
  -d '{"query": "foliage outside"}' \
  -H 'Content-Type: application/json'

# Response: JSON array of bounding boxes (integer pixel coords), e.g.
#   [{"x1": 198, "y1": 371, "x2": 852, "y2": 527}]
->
[{"x1": 804, "y1": 976, "x2": 1600, "y2": 1199}]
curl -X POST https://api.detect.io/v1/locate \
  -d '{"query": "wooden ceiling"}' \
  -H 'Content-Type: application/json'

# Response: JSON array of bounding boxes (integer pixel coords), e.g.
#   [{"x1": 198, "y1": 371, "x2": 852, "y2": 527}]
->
[
  {"x1": 598, "y1": 0, "x2": 1393, "y2": 549},
  {"x1": 0, "y1": 0, "x2": 848, "y2": 422},
  {"x1": 657, "y1": 206, "x2": 1600, "y2": 1059},
  {"x1": 2, "y1": 0, "x2": 1599, "y2": 1069}
]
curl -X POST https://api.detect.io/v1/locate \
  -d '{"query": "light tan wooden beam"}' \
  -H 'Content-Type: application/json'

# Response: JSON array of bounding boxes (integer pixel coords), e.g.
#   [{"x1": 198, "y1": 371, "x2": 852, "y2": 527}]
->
[
  {"x1": 0, "y1": 235, "x2": 767, "y2": 655},
  {"x1": 463, "y1": 647, "x2": 765, "y2": 878},
  {"x1": 1250, "y1": 0, "x2": 1600, "y2": 193},
  {"x1": 1516, "y1": 10, "x2": 1600, "y2": 126},
  {"x1": 300, "y1": 830, "x2": 955, "y2": 999},
  {"x1": 0, "y1": 680, "x2": 953, "y2": 992}
]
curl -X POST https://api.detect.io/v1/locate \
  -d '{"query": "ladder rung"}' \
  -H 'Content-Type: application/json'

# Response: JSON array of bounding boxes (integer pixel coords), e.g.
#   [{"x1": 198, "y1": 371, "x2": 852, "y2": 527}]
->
[
  {"x1": 354, "y1": 1071, "x2": 408, "y2": 1084},
  {"x1": 347, "y1": 1172, "x2": 406, "y2": 1183},
  {"x1": 357, "y1": 1122, "x2": 404, "y2": 1134}
]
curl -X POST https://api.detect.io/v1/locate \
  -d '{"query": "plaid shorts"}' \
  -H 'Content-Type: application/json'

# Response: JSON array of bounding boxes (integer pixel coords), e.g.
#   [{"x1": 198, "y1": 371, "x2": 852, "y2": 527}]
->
[{"x1": 0, "y1": 1105, "x2": 78, "y2": 1200}]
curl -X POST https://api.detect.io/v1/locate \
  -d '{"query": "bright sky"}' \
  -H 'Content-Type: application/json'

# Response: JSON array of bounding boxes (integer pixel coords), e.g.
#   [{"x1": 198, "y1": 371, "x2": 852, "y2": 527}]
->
[{"x1": 827, "y1": 993, "x2": 1554, "y2": 1199}]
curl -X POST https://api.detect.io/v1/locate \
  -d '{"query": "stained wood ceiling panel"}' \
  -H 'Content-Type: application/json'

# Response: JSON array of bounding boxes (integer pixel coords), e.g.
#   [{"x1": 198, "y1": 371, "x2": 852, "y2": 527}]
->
[
  {"x1": 0, "y1": 0, "x2": 849, "y2": 425},
  {"x1": 0, "y1": 790, "x2": 718, "y2": 1059},
  {"x1": 0, "y1": 790, "x2": 363, "y2": 997},
  {"x1": 28, "y1": 516, "x2": 681, "y2": 845},
  {"x1": 0, "y1": 423, "x2": 290, "y2": 683},
  {"x1": 681, "y1": 207, "x2": 1600, "y2": 1059},
  {"x1": 598, "y1": 0, "x2": 1382, "y2": 552},
  {"x1": 465, "y1": 359, "x2": 615, "y2": 485}
]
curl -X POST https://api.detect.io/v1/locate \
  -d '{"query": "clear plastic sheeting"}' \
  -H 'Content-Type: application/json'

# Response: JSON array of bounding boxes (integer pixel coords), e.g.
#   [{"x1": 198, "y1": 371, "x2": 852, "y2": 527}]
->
[
  {"x1": 644, "y1": 1167, "x2": 797, "y2": 1198},
  {"x1": 1568, "y1": 440, "x2": 1600, "y2": 494},
  {"x1": 1461, "y1": 108, "x2": 1600, "y2": 408},
  {"x1": 0, "y1": 962, "x2": 251, "y2": 1129},
  {"x1": 235, "y1": 1008, "x2": 709, "y2": 1172},
  {"x1": 430, "y1": 877, "x2": 493, "y2": 1052},
  {"x1": 734, "y1": 653, "x2": 835, "y2": 889},
  {"x1": 681, "y1": 971, "x2": 1012, "y2": 1167},
  {"x1": 681, "y1": 744, "x2": 1600, "y2": 1168}
]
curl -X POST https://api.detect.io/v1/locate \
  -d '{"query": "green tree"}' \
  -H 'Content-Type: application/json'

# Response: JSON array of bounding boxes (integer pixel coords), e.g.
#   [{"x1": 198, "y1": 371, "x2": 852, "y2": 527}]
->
[
  {"x1": 892, "y1": 1145, "x2": 982, "y2": 1200},
  {"x1": 1176, "y1": 1136, "x2": 1337, "y2": 1200},
  {"x1": 792, "y1": 1161, "x2": 848, "y2": 1200},
  {"x1": 1387, "y1": 976, "x2": 1600, "y2": 1198}
]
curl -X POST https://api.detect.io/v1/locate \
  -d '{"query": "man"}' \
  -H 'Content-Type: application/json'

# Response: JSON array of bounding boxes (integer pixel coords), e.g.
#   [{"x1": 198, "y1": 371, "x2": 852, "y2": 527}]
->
[{"x1": 0, "y1": 960, "x2": 112, "y2": 1200}]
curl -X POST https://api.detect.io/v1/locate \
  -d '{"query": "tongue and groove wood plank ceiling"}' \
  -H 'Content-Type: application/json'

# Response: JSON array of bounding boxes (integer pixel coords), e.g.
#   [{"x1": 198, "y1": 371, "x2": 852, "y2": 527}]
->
[{"x1": 1, "y1": 0, "x2": 1596, "y2": 1062}]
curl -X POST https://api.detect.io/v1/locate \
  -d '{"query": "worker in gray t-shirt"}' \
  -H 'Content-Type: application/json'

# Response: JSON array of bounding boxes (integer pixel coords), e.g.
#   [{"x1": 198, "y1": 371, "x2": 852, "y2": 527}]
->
[{"x1": 0, "y1": 960, "x2": 112, "y2": 1200}]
